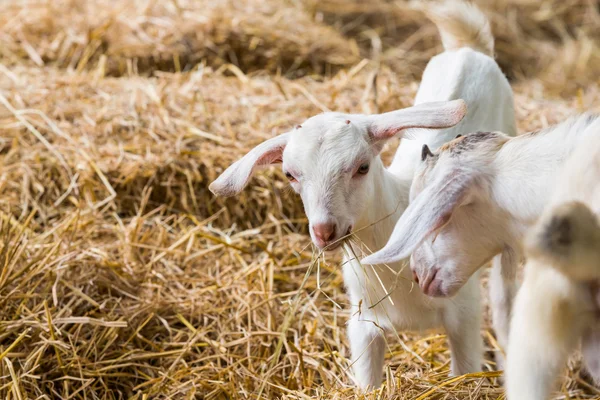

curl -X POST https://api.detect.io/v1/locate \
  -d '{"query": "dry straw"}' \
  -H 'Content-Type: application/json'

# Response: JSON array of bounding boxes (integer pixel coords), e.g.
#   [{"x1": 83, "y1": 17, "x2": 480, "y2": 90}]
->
[{"x1": 0, "y1": 0, "x2": 599, "y2": 399}]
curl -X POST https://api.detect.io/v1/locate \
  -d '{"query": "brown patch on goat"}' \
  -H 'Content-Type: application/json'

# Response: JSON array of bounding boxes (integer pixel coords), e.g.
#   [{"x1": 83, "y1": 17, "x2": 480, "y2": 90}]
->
[
  {"x1": 439, "y1": 131, "x2": 503, "y2": 156},
  {"x1": 438, "y1": 135, "x2": 468, "y2": 152},
  {"x1": 543, "y1": 215, "x2": 573, "y2": 251}
]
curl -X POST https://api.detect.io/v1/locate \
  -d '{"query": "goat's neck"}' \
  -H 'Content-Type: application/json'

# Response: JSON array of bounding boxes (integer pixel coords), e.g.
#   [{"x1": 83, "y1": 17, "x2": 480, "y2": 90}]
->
[{"x1": 353, "y1": 161, "x2": 410, "y2": 254}]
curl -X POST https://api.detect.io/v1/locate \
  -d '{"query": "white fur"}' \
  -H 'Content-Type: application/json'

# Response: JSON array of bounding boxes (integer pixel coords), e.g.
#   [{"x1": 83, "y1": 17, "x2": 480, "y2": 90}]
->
[
  {"x1": 210, "y1": 1, "x2": 515, "y2": 390},
  {"x1": 365, "y1": 114, "x2": 600, "y2": 385},
  {"x1": 506, "y1": 128, "x2": 600, "y2": 400}
]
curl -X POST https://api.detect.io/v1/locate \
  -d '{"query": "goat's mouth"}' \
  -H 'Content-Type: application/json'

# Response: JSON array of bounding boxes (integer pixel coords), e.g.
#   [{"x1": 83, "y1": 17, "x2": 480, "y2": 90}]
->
[
  {"x1": 322, "y1": 241, "x2": 343, "y2": 251},
  {"x1": 418, "y1": 268, "x2": 466, "y2": 298},
  {"x1": 316, "y1": 226, "x2": 353, "y2": 251}
]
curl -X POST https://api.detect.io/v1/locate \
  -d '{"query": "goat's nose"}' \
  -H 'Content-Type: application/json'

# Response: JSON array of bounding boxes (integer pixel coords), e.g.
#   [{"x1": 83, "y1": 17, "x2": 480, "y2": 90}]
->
[{"x1": 313, "y1": 223, "x2": 337, "y2": 244}]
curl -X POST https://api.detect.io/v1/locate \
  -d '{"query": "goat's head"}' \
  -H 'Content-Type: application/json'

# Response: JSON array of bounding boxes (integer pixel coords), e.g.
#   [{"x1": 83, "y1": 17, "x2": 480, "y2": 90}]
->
[
  {"x1": 210, "y1": 100, "x2": 467, "y2": 250},
  {"x1": 362, "y1": 131, "x2": 511, "y2": 296}
]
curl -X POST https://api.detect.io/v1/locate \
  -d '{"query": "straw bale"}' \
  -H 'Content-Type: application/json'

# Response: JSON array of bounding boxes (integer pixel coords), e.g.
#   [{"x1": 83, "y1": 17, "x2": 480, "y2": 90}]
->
[{"x1": 0, "y1": 0, "x2": 359, "y2": 77}]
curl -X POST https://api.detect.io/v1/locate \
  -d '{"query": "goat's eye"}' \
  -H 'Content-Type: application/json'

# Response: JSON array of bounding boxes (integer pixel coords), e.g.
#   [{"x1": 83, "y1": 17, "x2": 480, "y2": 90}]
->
[
  {"x1": 357, "y1": 163, "x2": 370, "y2": 175},
  {"x1": 285, "y1": 171, "x2": 297, "y2": 182}
]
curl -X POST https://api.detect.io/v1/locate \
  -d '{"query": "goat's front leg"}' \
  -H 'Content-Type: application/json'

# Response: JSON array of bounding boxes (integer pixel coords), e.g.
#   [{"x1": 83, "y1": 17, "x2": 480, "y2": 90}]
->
[
  {"x1": 505, "y1": 267, "x2": 582, "y2": 400},
  {"x1": 442, "y1": 272, "x2": 483, "y2": 375},
  {"x1": 348, "y1": 317, "x2": 386, "y2": 390},
  {"x1": 489, "y1": 248, "x2": 519, "y2": 372},
  {"x1": 582, "y1": 322, "x2": 600, "y2": 384}
]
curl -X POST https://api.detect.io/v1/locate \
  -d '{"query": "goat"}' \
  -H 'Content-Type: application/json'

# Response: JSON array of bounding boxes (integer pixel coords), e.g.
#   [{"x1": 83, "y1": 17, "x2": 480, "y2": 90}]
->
[
  {"x1": 363, "y1": 114, "x2": 600, "y2": 382},
  {"x1": 506, "y1": 129, "x2": 600, "y2": 399},
  {"x1": 211, "y1": 1, "x2": 515, "y2": 389}
]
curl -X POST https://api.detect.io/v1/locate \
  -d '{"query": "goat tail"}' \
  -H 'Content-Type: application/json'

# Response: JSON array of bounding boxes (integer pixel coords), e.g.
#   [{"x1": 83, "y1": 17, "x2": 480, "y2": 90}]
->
[{"x1": 425, "y1": 1, "x2": 494, "y2": 57}]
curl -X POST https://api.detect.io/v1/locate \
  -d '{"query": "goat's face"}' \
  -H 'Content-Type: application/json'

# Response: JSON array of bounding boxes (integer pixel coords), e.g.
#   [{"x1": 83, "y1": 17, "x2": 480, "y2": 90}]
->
[
  {"x1": 363, "y1": 132, "x2": 511, "y2": 296},
  {"x1": 210, "y1": 100, "x2": 468, "y2": 251},
  {"x1": 281, "y1": 115, "x2": 380, "y2": 250}
]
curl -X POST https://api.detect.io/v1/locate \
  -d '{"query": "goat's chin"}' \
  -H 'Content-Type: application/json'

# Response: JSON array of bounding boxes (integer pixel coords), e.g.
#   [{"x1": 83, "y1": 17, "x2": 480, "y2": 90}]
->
[{"x1": 440, "y1": 278, "x2": 469, "y2": 298}]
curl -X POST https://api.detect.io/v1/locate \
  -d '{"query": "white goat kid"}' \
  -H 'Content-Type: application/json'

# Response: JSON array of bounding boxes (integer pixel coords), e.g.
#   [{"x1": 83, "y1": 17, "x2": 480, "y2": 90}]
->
[
  {"x1": 211, "y1": 1, "x2": 515, "y2": 389},
  {"x1": 363, "y1": 114, "x2": 600, "y2": 383},
  {"x1": 506, "y1": 130, "x2": 600, "y2": 400}
]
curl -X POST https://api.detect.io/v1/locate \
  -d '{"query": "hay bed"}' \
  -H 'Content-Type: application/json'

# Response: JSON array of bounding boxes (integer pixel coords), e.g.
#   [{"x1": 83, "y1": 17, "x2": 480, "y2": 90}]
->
[{"x1": 0, "y1": 0, "x2": 599, "y2": 399}]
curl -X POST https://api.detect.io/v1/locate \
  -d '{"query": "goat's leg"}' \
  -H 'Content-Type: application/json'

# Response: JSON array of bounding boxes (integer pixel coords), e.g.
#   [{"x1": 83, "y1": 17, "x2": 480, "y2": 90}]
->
[
  {"x1": 489, "y1": 248, "x2": 519, "y2": 372},
  {"x1": 582, "y1": 324, "x2": 600, "y2": 384},
  {"x1": 443, "y1": 272, "x2": 483, "y2": 375},
  {"x1": 348, "y1": 317, "x2": 386, "y2": 390},
  {"x1": 505, "y1": 268, "x2": 582, "y2": 400}
]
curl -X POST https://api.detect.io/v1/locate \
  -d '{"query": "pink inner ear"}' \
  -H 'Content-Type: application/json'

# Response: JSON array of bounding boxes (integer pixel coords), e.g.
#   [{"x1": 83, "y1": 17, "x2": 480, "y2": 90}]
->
[
  {"x1": 370, "y1": 124, "x2": 421, "y2": 141},
  {"x1": 256, "y1": 146, "x2": 285, "y2": 166}
]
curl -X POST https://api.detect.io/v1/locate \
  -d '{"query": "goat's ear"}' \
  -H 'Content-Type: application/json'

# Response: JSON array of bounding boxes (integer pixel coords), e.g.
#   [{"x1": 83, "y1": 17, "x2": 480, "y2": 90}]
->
[
  {"x1": 361, "y1": 170, "x2": 472, "y2": 265},
  {"x1": 209, "y1": 133, "x2": 289, "y2": 197},
  {"x1": 368, "y1": 99, "x2": 467, "y2": 148}
]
